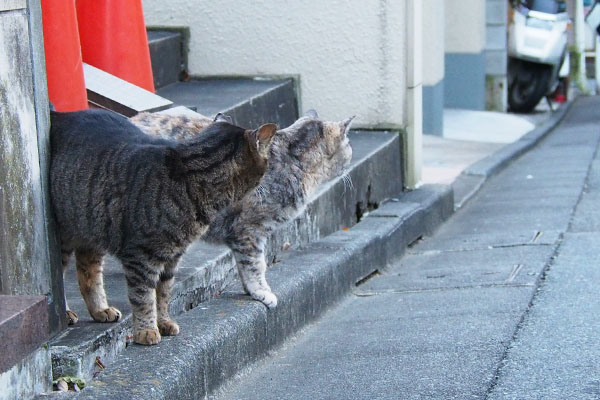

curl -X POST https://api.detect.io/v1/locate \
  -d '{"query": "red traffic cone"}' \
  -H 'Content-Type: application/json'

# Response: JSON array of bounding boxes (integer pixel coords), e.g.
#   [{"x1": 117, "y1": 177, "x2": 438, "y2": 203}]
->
[
  {"x1": 76, "y1": 0, "x2": 155, "y2": 92},
  {"x1": 41, "y1": 0, "x2": 88, "y2": 112}
]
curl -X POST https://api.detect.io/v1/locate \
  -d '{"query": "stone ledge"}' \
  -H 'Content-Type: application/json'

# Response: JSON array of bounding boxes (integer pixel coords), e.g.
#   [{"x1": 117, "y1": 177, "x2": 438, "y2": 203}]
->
[
  {"x1": 84, "y1": 63, "x2": 173, "y2": 117},
  {"x1": 156, "y1": 78, "x2": 299, "y2": 129},
  {"x1": 0, "y1": 1, "x2": 26, "y2": 12},
  {"x1": 0, "y1": 295, "x2": 48, "y2": 374},
  {"x1": 0, "y1": 346, "x2": 52, "y2": 400},
  {"x1": 41, "y1": 184, "x2": 452, "y2": 399},
  {"x1": 147, "y1": 30, "x2": 184, "y2": 90}
]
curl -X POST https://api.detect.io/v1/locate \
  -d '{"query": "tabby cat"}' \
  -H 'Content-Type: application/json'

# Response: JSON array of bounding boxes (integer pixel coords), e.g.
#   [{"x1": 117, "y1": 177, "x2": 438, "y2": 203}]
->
[
  {"x1": 135, "y1": 110, "x2": 354, "y2": 309},
  {"x1": 50, "y1": 109, "x2": 276, "y2": 345},
  {"x1": 206, "y1": 110, "x2": 354, "y2": 307}
]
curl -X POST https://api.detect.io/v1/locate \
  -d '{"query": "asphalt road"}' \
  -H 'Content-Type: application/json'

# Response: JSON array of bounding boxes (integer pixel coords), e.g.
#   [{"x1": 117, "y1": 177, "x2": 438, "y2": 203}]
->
[{"x1": 212, "y1": 96, "x2": 600, "y2": 400}]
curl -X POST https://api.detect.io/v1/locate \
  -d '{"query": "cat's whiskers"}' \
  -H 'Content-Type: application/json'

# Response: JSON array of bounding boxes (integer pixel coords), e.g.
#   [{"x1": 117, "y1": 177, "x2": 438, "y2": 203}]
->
[
  {"x1": 342, "y1": 173, "x2": 354, "y2": 194},
  {"x1": 255, "y1": 184, "x2": 267, "y2": 203},
  {"x1": 346, "y1": 174, "x2": 354, "y2": 191}
]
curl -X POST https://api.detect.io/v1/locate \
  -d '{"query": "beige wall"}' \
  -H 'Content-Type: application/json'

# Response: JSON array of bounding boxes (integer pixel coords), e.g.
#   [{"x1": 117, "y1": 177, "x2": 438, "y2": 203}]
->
[
  {"x1": 422, "y1": 0, "x2": 445, "y2": 86},
  {"x1": 143, "y1": 0, "x2": 408, "y2": 127},
  {"x1": 445, "y1": 0, "x2": 486, "y2": 54}
]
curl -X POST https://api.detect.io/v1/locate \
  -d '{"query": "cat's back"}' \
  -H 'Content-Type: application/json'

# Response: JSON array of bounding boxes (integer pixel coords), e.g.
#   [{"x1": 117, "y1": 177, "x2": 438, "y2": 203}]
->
[
  {"x1": 50, "y1": 110, "x2": 179, "y2": 251},
  {"x1": 50, "y1": 109, "x2": 171, "y2": 185},
  {"x1": 50, "y1": 109, "x2": 169, "y2": 152}
]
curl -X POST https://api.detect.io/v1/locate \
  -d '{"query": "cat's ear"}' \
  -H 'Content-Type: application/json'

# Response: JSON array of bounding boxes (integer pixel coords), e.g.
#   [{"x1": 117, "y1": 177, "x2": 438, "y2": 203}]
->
[
  {"x1": 304, "y1": 109, "x2": 319, "y2": 119},
  {"x1": 247, "y1": 123, "x2": 278, "y2": 158},
  {"x1": 339, "y1": 116, "x2": 355, "y2": 135},
  {"x1": 165, "y1": 147, "x2": 186, "y2": 181},
  {"x1": 214, "y1": 113, "x2": 233, "y2": 124}
]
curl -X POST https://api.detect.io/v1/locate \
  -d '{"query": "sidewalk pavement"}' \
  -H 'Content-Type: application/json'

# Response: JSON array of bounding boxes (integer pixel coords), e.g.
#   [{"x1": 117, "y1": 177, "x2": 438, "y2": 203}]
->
[
  {"x1": 423, "y1": 104, "x2": 556, "y2": 186},
  {"x1": 212, "y1": 96, "x2": 600, "y2": 399}
]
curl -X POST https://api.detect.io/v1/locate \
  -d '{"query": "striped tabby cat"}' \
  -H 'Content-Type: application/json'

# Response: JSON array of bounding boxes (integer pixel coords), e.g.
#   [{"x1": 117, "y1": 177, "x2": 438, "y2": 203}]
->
[
  {"x1": 134, "y1": 110, "x2": 354, "y2": 309},
  {"x1": 50, "y1": 109, "x2": 276, "y2": 345}
]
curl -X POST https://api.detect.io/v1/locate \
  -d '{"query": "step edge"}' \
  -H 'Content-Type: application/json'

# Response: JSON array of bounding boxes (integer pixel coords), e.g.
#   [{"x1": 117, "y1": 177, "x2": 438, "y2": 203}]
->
[{"x1": 220, "y1": 78, "x2": 295, "y2": 115}]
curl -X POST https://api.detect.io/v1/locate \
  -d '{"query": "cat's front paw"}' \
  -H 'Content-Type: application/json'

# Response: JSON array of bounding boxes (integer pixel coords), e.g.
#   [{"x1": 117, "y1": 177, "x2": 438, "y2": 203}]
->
[
  {"x1": 66, "y1": 310, "x2": 79, "y2": 325},
  {"x1": 158, "y1": 320, "x2": 180, "y2": 336},
  {"x1": 91, "y1": 307, "x2": 122, "y2": 323},
  {"x1": 134, "y1": 328, "x2": 162, "y2": 345},
  {"x1": 251, "y1": 290, "x2": 278, "y2": 309}
]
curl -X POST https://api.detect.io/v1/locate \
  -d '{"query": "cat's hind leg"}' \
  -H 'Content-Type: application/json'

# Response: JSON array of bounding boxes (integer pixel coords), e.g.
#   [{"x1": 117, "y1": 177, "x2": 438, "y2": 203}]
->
[
  {"x1": 61, "y1": 248, "x2": 78, "y2": 325},
  {"x1": 156, "y1": 255, "x2": 181, "y2": 337},
  {"x1": 75, "y1": 249, "x2": 121, "y2": 323},
  {"x1": 121, "y1": 255, "x2": 161, "y2": 345},
  {"x1": 234, "y1": 251, "x2": 278, "y2": 309}
]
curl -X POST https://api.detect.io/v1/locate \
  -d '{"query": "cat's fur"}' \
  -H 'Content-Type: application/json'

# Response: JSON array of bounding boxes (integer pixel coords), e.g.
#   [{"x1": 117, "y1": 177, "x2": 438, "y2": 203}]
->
[
  {"x1": 129, "y1": 111, "x2": 233, "y2": 140},
  {"x1": 50, "y1": 109, "x2": 276, "y2": 345},
  {"x1": 134, "y1": 110, "x2": 354, "y2": 308},
  {"x1": 206, "y1": 111, "x2": 354, "y2": 307}
]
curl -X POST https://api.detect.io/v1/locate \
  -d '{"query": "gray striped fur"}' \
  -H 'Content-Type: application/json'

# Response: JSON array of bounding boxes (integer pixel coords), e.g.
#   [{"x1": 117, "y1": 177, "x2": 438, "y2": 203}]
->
[
  {"x1": 50, "y1": 109, "x2": 275, "y2": 345},
  {"x1": 206, "y1": 114, "x2": 354, "y2": 307}
]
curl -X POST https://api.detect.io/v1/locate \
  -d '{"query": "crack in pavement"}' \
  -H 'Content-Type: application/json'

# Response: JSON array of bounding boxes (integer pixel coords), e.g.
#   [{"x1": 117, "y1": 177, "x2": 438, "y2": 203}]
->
[{"x1": 352, "y1": 282, "x2": 536, "y2": 297}]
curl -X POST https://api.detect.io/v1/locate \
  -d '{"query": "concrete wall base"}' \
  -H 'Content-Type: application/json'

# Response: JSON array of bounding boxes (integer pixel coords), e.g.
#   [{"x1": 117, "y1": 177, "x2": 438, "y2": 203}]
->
[
  {"x1": 0, "y1": 346, "x2": 52, "y2": 400},
  {"x1": 423, "y1": 79, "x2": 444, "y2": 136},
  {"x1": 486, "y1": 74, "x2": 507, "y2": 112}
]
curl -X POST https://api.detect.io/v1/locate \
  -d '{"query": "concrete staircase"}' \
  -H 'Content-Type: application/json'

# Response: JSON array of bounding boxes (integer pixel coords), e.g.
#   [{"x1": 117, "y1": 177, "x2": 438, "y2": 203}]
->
[
  {"x1": 47, "y1": 28, "x2": 407, "y2": 381},
  {"x1": 148, "y1": 28, "x2": 298, "y2": 129}
]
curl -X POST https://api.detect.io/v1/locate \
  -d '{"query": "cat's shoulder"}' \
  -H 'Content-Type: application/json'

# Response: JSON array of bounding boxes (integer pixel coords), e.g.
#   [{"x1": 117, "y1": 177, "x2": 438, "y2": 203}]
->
[
  {"x1": 51, "y1": 108, "x2": 128, "y2": 131},
  {"x1": 188, "y1": 121, "x2": 247, "y2": 147},
  {"x1": 51, "y1": 109, "x2": 168, "y2": 146}
]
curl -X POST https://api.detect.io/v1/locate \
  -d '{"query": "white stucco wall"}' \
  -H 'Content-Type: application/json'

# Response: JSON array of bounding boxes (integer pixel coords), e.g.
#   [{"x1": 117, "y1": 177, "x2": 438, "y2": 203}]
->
[
  {"x1": 422, "y1": 0, "x2": 445, "y2": 85},
  {"x1": 142, "y1": 0, "x2": 407, "y2": 127},
  {"x1": 445, "y1": 0, "x2": 486, "y2": 54}
]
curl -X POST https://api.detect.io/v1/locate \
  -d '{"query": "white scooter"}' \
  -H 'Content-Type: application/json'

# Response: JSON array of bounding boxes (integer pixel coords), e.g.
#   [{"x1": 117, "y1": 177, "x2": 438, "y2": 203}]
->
[{"x1": 508, "y1": 0, "x2": 570, "y2": 112}]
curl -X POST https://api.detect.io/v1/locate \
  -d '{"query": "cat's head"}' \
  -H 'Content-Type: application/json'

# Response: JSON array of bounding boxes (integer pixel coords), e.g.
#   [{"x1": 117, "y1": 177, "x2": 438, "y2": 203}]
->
[
  {"x1": 273, "y1": 110, "x2": 354, "y2": 193},
  {"x1": 166, "y1": 120, "x2": 278, "y2": 184}
]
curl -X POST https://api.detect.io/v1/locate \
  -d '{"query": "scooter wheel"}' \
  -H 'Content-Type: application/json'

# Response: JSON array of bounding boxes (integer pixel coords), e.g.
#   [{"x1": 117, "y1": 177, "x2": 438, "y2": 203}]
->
[{"x1": 508, "y1": 65, "x2": 552, "y2": 113}]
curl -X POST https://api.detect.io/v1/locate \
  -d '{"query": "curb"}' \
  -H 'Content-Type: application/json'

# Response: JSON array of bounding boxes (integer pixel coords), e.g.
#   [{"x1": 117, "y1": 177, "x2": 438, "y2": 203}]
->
[
  {"x1": 49, "y1": 131, "x2": 403, "y2": 382},
  {"x1": 452, "y1": 100, "x2": 576, "y2": 209},
  {"x1": 52, "y1": 185, "x2": 453, "y2": 400}
]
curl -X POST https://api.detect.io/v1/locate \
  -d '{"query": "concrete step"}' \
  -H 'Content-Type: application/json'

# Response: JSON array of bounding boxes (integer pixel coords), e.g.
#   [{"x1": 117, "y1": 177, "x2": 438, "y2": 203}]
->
[
  {"x1": 48, "y1": 130, "x2": 404, "y2": 382},
  {"x1": 147, "y1": 30, "x2": 186, "y2": 90},
  {"x1": 1, "y1": 296, "x2": 52, "y2": 400},
  {"x1": 156, "y1": 78, "x2": 299, "y2": 129},
  {"x1": 0, "y1": 296, "x2": 49, "y2": 374},
  {"x1": 41, "y1": 184, "x2": 453, "y2": 400},
  {"x1": 148, "y1": 28, "x2": 298, "y2": 128}
]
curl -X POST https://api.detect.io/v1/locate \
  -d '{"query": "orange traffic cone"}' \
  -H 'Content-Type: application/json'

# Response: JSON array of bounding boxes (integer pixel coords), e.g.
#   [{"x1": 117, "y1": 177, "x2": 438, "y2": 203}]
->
[
  {"x1": 76, "y1": 0, "x2": 155, "y2": 92},
  {"x1": 41, "y1": 0, "x2": 88, "y2": 112}
]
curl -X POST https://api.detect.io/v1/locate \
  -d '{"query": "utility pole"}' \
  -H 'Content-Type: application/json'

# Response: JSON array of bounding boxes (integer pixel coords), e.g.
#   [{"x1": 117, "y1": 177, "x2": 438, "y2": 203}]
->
[
  {"x1": 596, "y1": 36, "x2": 600, "y2": 91},
  {"x1": 405, "y1": 0, "x2": 423, "y2": 189},
  {"x1": 571, "y1": 0, "x2": 588, "y2": 92}
]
